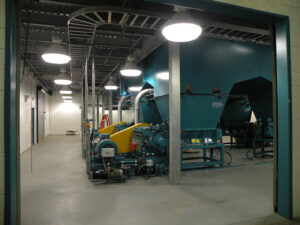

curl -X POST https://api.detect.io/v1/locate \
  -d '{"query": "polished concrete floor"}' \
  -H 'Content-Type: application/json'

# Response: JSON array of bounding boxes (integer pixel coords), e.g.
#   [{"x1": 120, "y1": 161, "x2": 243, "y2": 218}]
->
[{"x1": 21, "y1": 135, "x2": 295, "y2": 225}]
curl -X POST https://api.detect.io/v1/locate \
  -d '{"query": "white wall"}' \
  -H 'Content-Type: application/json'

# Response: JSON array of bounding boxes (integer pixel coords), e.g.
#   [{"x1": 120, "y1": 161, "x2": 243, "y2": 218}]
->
[
  {"x1": 87, "y1": 107, "x2": 134, "y2": 127},
  {"x1": 49, "y1": 93, "x2": 81, "y2": 134},
  {"x1": 44, "y1": 93, "x2": 50, "y2": 136},
  {"x1": 19, "y1": 63, "x2": 50, "y2": 153}
]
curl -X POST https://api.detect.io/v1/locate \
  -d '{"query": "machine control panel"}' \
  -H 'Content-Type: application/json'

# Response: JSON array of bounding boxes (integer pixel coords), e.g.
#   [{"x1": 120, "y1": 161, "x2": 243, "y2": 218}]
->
[{"x1": 102, "y1": 148, "x2": 115, "y2": 158}]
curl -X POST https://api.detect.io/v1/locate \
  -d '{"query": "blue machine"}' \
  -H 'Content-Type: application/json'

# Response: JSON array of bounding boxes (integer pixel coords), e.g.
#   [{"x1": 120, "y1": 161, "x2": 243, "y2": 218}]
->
[
  {"x1": 252, "y1": 117, "x2": 274, "y2": 157},
  {"x1": 88, "y1": 133, "x2": 138, "y2": 182},
  {"x1": 85, "y1": 36, "x2": 274, "y2": 182},
  {"x1": 131, "y1": 123, "x2": 169, "y2": 176},
  {"x1": 114, "y1": 122, "x2": 134, "y2": 133}
]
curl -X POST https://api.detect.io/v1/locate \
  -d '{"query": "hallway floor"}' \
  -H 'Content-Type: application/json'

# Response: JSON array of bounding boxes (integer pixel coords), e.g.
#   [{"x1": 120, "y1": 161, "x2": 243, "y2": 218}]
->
[{"x1": 21, "y1": 135, "x2": 294, "y2": 225}]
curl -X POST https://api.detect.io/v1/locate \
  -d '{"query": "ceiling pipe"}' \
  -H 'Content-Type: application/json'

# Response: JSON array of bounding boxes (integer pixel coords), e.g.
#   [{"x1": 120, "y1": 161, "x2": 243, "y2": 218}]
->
[
  {"x1": 118, "y1": 95, "x2": 131, "y2": 122},
  {"x1": 134, "y1": 88, "x2": 154, "y2": 124}
]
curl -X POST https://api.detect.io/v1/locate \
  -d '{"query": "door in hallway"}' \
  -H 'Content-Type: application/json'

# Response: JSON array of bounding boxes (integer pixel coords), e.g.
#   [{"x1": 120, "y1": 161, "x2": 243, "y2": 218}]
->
[{"x1": 37, "y1": 90, "x2": 45, "y2": 142}]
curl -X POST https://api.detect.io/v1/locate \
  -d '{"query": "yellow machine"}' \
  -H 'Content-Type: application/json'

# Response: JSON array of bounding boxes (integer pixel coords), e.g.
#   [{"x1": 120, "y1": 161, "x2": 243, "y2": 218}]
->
[
  {"x1": 110, "y1": 123, "x2": 149, "y2": 154},
  {"x1": 98, "y1": 121, "x2": 126, "y2": 135}
]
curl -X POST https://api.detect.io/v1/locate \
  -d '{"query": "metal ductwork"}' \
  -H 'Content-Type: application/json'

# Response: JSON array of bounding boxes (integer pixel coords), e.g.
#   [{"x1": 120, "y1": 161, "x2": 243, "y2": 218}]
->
[
  {"x1": 118, "y1": 95, "x2": 131, "y2": 122},
  {"x1": 134, "y1": 88, "x2": 154, "y2": 124}
]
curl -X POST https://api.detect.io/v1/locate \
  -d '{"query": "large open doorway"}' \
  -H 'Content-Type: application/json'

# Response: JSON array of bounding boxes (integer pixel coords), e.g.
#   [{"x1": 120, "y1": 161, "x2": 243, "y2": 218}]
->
[{"x1": 4, "y1": 0, "x2": 293, "y2": 224}]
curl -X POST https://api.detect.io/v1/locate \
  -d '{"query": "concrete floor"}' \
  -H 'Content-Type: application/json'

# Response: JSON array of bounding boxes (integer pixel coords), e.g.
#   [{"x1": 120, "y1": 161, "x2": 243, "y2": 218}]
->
[{"x1": 21, "y1": 135, "x2": 295, "y2": 225}]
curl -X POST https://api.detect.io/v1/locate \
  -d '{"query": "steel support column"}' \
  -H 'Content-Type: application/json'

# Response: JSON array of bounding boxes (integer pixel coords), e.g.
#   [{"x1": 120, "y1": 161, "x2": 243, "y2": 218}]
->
[
  {"x1": 81, "y1": 78, "x2": 85, "y2": 155},
  {"x1": 84, "y1": 55, "x2": 89, "y2": 152},
  {"x1": 109, "y1": 91, "x2": 113, "y2": 124},
  {"x1": 92, "y1": 50, "x2": 96, "y2": 130},
  {"x1": 168, "y1": 42, "x2": 181, "y2": 185},
  {"x1": 97, "y1": 93, "x2": 99, "y2": 128},
  {"x1": 102, "y1": 94, "x2": 105, "y2": 118}
]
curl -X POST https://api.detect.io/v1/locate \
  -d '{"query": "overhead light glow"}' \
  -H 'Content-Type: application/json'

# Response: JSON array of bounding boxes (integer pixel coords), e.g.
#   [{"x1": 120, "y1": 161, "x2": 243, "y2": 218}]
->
[
  {"x1": 54, "y1": 72, "x2": 72, "y2": 85},
  {"x1": 55, "y1": 79, "x2": 72, "y2": 85},
  {"x1": 64, "y1": 99, "x2": 72, "y2": 103},
  {"x1": 162, "y1": 12, "x2": 202, "y2": 42},
  {"x1": 60, "y1": 90, "x2": 72, "y2": 94},
  {"x1": 120, "y1": 57, "x2": 142, "y2": 77},
  {"x1": 128, "y1": 86, "x2": 142, "y2": 92},
  {"x1": 42, "y1": 43, "x2": 71, "y2": 64},
  {"x1": 120, "y1": 69, "x2": 142, "y2": 77},
  {"x1": 62, "y1": 96, "x2": 72, "y2": 99},
  {"x1": 104, "y1": 77, "x2": 118, "y2": 90},
  {"x1": 156, "y1": 71, "x2": 169, "y2": 80},
  {"x1": 59, "y1": 86, "x2": 72, "y2": 95},
  {"x1": 42, "y1": 53, "x2": 71, "y2": 64}
]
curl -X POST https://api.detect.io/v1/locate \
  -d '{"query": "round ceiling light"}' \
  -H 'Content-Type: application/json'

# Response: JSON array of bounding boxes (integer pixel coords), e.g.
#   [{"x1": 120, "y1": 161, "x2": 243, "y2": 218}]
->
[
  {"x1": 62, "y1": 96, "x2": 72, "y2": 99},
  {"x1": 59, "y1": 86, "x2": 72, "y2": 95},
  {"x1": 104, "y1": 77, "x2": 118, "y2": 90},
  {"x1": 54, "y1": 72, "x2": 72, "y2": 85},
  {"x1": 128, "y1": 86, "x2": 142, "y2": 92},
  {"x1": 42, "y1": 43, "x2": 71, "y2": 64},
  {"x1": 120, "y1": 56, "x2": 142, "y2": 77},
  {"x1": 162, "y1": 12, "x2": 202, "y2": 42}
]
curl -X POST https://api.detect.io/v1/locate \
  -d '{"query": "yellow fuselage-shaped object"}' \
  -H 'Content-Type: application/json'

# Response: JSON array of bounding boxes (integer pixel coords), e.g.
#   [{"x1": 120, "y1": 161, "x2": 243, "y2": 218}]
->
[
  {"x1": 98, "y1": 121, "x2": 126, "y2": 135},
  {"x1": 110, "y1": 123, "x2": 149, "y2": 154}
]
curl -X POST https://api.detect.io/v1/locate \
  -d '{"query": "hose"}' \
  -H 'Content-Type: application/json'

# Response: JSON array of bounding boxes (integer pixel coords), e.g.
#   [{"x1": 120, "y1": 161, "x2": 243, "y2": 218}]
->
[
  {"x1": 224, "y1": 151, "x2": 232, "y2": 167},
  {"x1": 246, "y1": 149, "x2": 254, "y2": 160},
  {"x1": 137, "y1": 164, "x2": 147, "y2": 176}
]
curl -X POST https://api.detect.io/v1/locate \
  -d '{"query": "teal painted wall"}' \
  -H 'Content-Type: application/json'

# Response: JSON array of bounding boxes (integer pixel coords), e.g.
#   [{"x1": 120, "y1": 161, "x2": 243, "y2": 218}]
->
[
  {"x1": 139, "y1": 36, "x2": 273, "y2": 130},
  {"x1": 0, "y1": 0, "x2": 5, "y2": 223}
]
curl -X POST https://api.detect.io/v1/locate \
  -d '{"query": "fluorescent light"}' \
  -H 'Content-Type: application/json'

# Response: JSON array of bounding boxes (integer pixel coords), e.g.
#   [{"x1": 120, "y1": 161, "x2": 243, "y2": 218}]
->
[
  {"x1": 64, "y1": 99, "x2": 72, "y2": 103},
  {"x1": 104, "y1": 85, "x2": 118, "y2": 90},
  {"x1": 104, "y1": 77, "x2": 118, "y2": 90},
  {"x1": 156, "y1": 71, "x2": 169, "y2": 80},
  {"x1": 59, "y1": 86, "x2": 72, "y2": 95},
  {"x1": 120, "y1": 69, "x2": 142, "y2": 77},
  {"x1": 162, "y1": 12, "x2": 202, "y2": 42},
  {"x1": 62, "y1": 96, "x2": 72, "y2": 99},
  {"x1": 54, "y1": 72, "x2": 72, "y2": 85},
  {"x1": 60, "y1": 90, "x2": 72, "y2": 94},
  {"x1": 55, "y1": 79, "x2": 72, "y2": 85},
  {"x1": 128, "y1": 86, "x2": 142, "y2": 92},
  {"x1": 120, "y1": 57, "x2": 142, "y2": 77},
  {"x1": 42, "y1": 43, "x2": 71, "y2": 64},
  {"x1": 42, "y1": 53, "x2": 71, "y2": 64}
]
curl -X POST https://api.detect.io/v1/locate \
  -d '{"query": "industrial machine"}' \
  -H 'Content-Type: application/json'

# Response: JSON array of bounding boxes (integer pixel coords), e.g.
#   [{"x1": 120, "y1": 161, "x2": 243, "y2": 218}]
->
[
  {"x1": 131, "y1": 123, "x2": 169, "y2": 176},
  {"x1": 252, "y1": 117, "x2": 273, "y2": 157},
  {"x1": 83, "y1": 37, "x2": 274, "y2": 182},
  {"x1": 86, "y1": 123, "x2": 170, "y2": 182},
  {"x1": 114, "y1": 122, "x2": 134, "y2": 133}
]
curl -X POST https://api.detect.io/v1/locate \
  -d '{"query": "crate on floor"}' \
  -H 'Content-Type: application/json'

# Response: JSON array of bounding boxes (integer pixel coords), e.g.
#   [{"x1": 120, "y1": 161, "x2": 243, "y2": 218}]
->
[{"x1": 66, "y1": 130, "x2": 77, "y2": 135}]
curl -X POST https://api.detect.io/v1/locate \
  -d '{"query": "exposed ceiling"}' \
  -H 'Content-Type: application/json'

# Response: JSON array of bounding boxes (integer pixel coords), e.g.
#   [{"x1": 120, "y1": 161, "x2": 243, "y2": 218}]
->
[{"x1": 20, "y1": 0, "x2": 272, "y2": 93}]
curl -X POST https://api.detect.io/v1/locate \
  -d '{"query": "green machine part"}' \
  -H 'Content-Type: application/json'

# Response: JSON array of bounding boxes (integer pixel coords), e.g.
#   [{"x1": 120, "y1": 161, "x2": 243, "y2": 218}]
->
[{"x1": 139, "y1": 36, "x2": 273, "y2": 130}]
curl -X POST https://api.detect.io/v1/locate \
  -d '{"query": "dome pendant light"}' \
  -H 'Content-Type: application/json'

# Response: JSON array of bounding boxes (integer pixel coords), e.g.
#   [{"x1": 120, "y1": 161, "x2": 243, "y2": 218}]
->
[
  {"x1": 162, "y1": 11, "x2": 202, "y2": 42},
  {"x1": 42, "y1": 40, "x2": 71, "y2": 64},
  {"x1": 54, "y1": 70, "x2": 72, "y2": 85},
  {"x1": 59, "y1": 86, "x2": 72, "y2": 95},
  {"x1": 104, "y1": 77, "x2": 118, "y2": 90},
  {"x1": 120, "y1": 55, "x2": 142, "y2": 77}
]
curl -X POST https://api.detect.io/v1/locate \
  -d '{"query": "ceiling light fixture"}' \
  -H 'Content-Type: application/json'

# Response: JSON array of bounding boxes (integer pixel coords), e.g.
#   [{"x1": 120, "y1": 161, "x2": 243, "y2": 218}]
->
[
  {"x1": 104, "y1": 77, "x2": 118, "y2": 90},
  {"x1": 64, "y1": 99, "x2": 72, "y2": 103},
  {"x1": 161, "y1": 11, "x2": 202, "y2": 42},
  {"x1": 54, "y1": 70, "x2": 72, "y2": 85},
  {"x1": 128, "y1": 86, "x2": 142, "y2": 92},
  {"x1": 62, "y1": 96, "x2": 72, "y2": 99},
  {"x1": 120, "y1": 55, "x2": 142, "y2": 77},
  {"x1": 59, "y1": 86, "x2": 72, "y2": 95},
  {"x1": 156, "y1": 71, "x2": 169, "y2": 80},
  {"x1": 42, "y1": 40, "x2": 71, "y2": 64}
]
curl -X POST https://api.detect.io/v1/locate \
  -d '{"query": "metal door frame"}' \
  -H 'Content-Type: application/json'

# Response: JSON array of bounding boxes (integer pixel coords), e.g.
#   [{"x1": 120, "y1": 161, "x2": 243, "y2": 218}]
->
[{"x1": 4, "y1": 0, "x2": 293, "y2": 224}]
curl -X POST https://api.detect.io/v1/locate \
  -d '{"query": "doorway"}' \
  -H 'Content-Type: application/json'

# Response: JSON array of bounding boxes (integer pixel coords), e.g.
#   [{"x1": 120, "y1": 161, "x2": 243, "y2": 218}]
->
[{"x1": 4, "y1": 0, "x2": 293, "y2": 224}]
